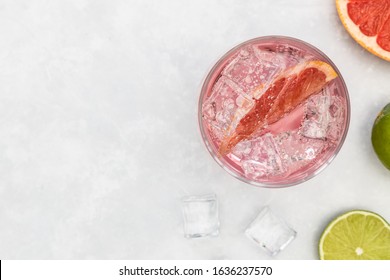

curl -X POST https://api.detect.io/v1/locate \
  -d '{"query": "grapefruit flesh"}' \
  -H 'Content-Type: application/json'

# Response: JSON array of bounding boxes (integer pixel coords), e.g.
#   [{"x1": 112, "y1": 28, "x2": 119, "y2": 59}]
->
[
  {"x1": 337, "y1": 0, "x2": 390, "y2": 61},
  {"x1": 219, "y1": 61, "x2": 338, "y2": 155}
]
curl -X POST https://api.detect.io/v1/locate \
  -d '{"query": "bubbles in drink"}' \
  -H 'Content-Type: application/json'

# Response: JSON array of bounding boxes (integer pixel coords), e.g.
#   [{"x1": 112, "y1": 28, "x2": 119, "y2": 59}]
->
[
  {"x1": 230, "y1": 133, "x2": 286, "y2": 180},
  {"x1": 199, "y1": 37, "x2": 349, "y2": 186}
]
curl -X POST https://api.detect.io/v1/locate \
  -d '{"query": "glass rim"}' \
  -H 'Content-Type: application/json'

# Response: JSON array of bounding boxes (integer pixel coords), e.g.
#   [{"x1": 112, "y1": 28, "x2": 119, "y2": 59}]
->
[{"x1": 198, "y1": 35, "x2": 351, "y2": 188}]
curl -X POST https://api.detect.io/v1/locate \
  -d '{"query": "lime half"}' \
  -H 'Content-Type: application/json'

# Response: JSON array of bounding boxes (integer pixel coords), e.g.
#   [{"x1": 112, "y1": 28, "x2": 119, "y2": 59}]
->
[{"x1": 319, "y1": 210, "x2": 390, "y2": 260}]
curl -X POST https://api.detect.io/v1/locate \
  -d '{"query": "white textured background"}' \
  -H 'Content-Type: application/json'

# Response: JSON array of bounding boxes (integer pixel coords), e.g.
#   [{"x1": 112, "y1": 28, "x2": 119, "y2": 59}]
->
[{"x1": 0, "y1": 0, "x2": 389, "y2": 259}]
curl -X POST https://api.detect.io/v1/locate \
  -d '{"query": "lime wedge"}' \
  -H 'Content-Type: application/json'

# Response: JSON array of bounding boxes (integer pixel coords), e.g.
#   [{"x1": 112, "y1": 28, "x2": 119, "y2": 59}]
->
[{"x1": 319, "y1": 210, "x2": 390, "y2": 260}]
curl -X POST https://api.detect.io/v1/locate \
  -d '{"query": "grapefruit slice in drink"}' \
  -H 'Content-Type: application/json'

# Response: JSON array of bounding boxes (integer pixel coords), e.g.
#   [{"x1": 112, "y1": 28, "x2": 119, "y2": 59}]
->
[
  {"x1": 336, "y1": 0, "x2": 390, "y2": 61},
  {"x1": 219, "y1": 60, "x2": 338, "y2": 155}
]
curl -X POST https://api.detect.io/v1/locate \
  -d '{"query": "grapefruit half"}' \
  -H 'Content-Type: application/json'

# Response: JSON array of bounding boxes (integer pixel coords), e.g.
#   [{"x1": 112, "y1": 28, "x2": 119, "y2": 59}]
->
[{"x1": 336, "y1": 0, "x2": 390, "y2": 61}]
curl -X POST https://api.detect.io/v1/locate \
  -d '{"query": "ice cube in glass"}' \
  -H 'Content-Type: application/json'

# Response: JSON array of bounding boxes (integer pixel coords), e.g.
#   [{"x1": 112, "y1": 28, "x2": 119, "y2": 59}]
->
[{"x1": 198, "y1": 36, "x2": 350, "y2": 187}]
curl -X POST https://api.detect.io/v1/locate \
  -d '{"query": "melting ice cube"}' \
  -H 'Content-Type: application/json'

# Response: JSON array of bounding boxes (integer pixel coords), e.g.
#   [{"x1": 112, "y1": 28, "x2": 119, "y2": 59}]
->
[
  {"x1": 237, "y1": 134, "x2": 286, "y2": 180},
  {"x1": 327, "y1": 95, "x2": 345, "y2": 141},
  {"x1": 275, "y1": 44, "x2": 310, "y2": 66},
  {"x1": 277, "y1": 130, "x2": 326, "y2": 174},
  {"x1": 301, "y1": 86, "x2": 345, "y2": 141},
  {"x1": 202, "y1": 77, "x2": 242, "y2": 141},
  {"x1": 301, "y1": 92, "x2": 332, "y2": 139},
  {"x1": 182, "y1": 194, "x2": 219, "y2": 238},
  {"x1": 245, "y1": 206, "x2": 296, "y2": 256},
  {"x1": 222, "y1": 45, "x2": 285, "y2": 93}
]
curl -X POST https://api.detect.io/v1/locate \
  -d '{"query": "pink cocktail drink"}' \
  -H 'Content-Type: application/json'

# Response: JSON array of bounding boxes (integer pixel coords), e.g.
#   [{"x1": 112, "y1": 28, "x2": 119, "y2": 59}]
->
[{"x1": 199, "y1": 37, "x2": 350, "y2": 187}]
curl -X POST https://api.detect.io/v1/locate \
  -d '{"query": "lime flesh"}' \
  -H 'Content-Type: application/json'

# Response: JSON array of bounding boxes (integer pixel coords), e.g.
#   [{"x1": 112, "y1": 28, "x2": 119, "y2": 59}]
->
[
  {"x1": 319, "y1": 210, "x2": 390, "y2": 260},
  {"x1": 372, "y1": 103, "x2": 390, "y2": 170}
]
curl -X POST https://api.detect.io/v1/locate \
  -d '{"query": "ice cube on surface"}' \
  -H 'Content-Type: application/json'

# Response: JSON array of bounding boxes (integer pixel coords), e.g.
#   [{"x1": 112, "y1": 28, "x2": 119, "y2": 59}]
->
[
  {"x1": 238, "y1": 133, "x2": 286, "y2": 180},
  {"x1": 182, "y1": 194, "x2": 219, "y2": 238},
  {"x1": 245, "y1": 206, "x2": 296, "y2": 256}
]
